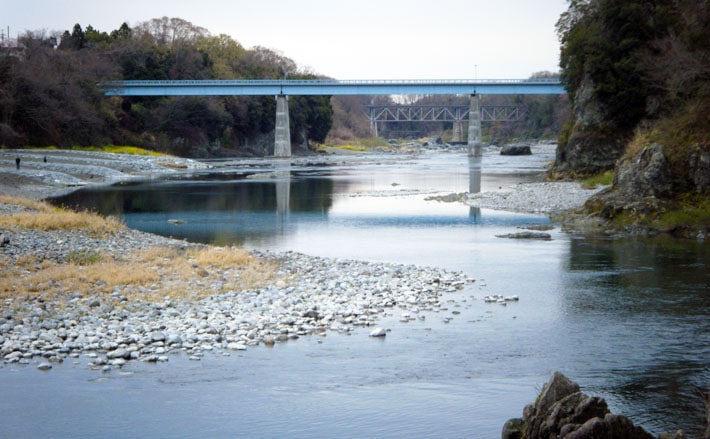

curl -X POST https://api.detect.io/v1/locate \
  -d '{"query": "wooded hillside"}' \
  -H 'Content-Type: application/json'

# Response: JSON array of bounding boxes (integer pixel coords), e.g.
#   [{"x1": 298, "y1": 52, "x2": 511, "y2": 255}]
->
[
  {"x1": 0, "y1": 17, "x2": 332, "y2": 156},
  {"x1": 554, "y1": 0, "x2": 709, "y2": 235},
  {"x1": 554, "y1": 0, "x2": 709, "y2": 175}
]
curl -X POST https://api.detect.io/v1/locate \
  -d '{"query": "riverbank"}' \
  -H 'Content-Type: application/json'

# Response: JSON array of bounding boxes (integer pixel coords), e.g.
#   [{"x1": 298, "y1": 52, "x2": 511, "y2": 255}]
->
[{"x1": 0, "y1": 148, "x2": 210, "y2": 200}]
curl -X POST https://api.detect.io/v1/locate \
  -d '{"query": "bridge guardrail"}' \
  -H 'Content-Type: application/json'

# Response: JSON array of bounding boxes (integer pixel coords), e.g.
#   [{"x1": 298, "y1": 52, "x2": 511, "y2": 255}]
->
[{"x1": 101, "y1": 78, "x2": 562, "y2": 87}]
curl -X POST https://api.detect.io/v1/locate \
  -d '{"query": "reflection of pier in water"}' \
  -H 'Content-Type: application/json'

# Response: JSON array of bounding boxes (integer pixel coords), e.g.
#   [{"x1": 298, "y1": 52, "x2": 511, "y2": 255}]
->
[
  {"x1": 468, "y1": 156, "x2": 481, "y2": 219},
  {"x1": 275, "y1": 164, "x2": 291, "y2": 228},
  {"x1": 274, "y1": 157, "x2": 484, "y2": 222}
]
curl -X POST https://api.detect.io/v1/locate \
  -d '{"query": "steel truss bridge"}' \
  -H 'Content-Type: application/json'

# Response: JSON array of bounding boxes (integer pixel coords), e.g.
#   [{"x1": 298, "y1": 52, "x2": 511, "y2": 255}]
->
[
  {"x1": 364, "y1": 105, "x2": 522, "y2": 123},
  {"x1": 364, "y1": 104, "x2": 523, "y2": 139}
]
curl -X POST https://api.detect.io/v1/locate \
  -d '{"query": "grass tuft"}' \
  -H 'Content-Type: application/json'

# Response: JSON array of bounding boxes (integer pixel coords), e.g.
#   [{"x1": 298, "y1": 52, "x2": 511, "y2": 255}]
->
[
  {"x1": 67, "y1": 249, "x2": 104, "y2": 265},
  {"x1": 582, "y1": 170, "x2": 614, "y2": 188},
  {"x1": 0, "y1": 245, "x2": 277, "y2": 305},
  {"x1": 0, "y1": 196, "x2": 124, "y2": 237},
  {"x1": 656, "y1": 197, "x2": 710, "y2": 230},
  {"x1": 0, "y1": 195, "x2": 51, "y2": 212}
]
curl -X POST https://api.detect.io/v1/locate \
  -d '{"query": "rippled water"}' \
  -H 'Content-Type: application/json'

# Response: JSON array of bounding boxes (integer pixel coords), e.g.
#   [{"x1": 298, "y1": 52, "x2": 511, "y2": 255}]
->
[{"x1": 3, "y1": 149, "x2": 708, "y2": 438}]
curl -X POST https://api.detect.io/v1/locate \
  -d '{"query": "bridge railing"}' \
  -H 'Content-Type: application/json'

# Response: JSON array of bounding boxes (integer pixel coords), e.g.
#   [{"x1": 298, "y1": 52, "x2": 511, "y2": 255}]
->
[{"x1": 101, "y1": 78, "x2": 562, "y2": 87}]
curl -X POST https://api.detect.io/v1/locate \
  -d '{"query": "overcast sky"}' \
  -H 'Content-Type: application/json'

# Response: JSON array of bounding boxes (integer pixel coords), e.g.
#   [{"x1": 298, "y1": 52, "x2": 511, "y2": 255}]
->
[{"x1": 5, "y1": 0, "x2": 568, "y2": 80}]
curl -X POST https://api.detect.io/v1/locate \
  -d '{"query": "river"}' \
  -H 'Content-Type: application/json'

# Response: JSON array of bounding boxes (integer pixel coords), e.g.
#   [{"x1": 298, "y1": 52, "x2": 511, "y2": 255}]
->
[{"x1": 2, "y1": 147, "x2": 708, "y2": 438}]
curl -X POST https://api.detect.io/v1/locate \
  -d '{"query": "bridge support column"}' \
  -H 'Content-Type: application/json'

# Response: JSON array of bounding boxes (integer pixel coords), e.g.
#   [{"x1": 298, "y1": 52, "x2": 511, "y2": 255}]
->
[
  {"x1": 452, "y1": 121, "x2": 464, "y2": 142},
  {"x1": 274, "y1": 95, "x2": 291, "y2": 157},
  {"x1": 370, "y1": 120, "x2": 379, "y2": 137},
  {"x1": 467, "y1": 94, "x2": 482, "y2": 157}
]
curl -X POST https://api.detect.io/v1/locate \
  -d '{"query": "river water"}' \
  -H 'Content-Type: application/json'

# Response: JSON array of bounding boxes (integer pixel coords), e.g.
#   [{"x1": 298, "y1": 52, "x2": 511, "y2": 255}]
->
[{"x1": 3, "y1": 148, "x2": 708, "y2": 438}]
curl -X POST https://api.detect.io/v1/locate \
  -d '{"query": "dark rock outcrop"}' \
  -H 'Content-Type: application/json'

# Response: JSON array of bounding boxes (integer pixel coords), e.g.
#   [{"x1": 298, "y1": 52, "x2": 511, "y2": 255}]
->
[
  {"x1": 555, "y1": 125, "x2": 628, "y2": 175},
  {"x1": 501, "y1": 144, "x2": 532, "y2": 156},
  {"x1": 553, "y1": 75, "x2": 629, "y2": 175},
  {"x1": 576, "y1": 142, "x2": 710, "y2": 237},
  {"x1": 688, "y1": 148, "x2": 710, "y2": 195},
  {"x1": 502, "y1": 371, "x2": 661, "y2": 439},
  {"x1": 613, "y1": 144, "x2": 673, "y2": 199}
]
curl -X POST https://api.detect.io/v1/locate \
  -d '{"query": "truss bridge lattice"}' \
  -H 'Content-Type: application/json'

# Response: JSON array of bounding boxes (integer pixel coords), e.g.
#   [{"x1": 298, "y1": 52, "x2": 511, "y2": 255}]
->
[{"x1": 365, "y1": 105, "x2": 523, "y2": 140}]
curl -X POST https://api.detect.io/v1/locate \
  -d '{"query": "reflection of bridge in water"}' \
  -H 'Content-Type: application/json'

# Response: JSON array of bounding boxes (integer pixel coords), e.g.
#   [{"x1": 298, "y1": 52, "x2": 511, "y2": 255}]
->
[
  {"x1": 102, "y1": 78, "x2": 565, "y2": 158},
  {"x1": 273, "y1": 156, "x2": 483, "y2": 221}
]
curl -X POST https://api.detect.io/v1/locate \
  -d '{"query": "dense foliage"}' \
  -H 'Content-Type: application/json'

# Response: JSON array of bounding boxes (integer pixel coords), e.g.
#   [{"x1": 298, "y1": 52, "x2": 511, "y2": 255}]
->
[
  {"x1": 556, "y1": 0, "x2": 709, "y2": 164},
  {"x1": 0, "y1": 17, "x2": 333, "y2": 156}
]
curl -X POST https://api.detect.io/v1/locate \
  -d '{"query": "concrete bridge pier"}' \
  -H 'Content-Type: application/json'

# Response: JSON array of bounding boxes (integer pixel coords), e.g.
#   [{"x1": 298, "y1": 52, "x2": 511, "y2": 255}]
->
[
  {"x1": 452, "y1": 121, "x2": 464, "y2": 142},
  {"x1": 467, "y1": 94, "x2": 482, "y2": 156},
  {"x1": 274, "y1": 95, "x2": 291, "y2": 157}
]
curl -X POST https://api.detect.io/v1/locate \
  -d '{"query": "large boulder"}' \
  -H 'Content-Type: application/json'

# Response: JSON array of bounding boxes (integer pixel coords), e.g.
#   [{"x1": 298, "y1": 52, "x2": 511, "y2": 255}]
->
[
  {"x1": 613, "y1": 144, "x2": 673, "y2": 199},
  {"x1": 501, "y1": 144, "x2": 532, "y2": 156},
  {"x1": 502, "y1": 372, "x2": 656, "y2": 439}
]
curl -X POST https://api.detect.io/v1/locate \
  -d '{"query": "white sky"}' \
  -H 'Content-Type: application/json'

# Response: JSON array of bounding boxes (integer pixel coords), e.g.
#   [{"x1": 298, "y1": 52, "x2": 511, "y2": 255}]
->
[{"x1": 5, "y1": 0, "x2": 568, "y2": 80}]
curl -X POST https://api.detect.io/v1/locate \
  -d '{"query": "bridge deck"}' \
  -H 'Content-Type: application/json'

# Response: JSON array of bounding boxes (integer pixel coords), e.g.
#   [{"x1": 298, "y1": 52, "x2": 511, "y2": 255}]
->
[{"x1": 102, "y1": 79, "x2": 565, "y2": 96}]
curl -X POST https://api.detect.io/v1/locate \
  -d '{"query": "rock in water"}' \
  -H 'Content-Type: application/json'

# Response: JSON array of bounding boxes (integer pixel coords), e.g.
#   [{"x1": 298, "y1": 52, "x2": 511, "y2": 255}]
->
[
  {"x1": 37, "y1": 363, "x2": 52, "y2": 371},
  {"x1": 496, "y1": 231, "x2": 552, "y2": 240},
  {"x1": 501, "y1": 144, "x2": 532, "y2": 155},
  {"x1": 502, "y1": 371, "x2": 658, "y2": 439},
  {"x1": 369, "y1": 327, "x2": 387, "y2": 337}
]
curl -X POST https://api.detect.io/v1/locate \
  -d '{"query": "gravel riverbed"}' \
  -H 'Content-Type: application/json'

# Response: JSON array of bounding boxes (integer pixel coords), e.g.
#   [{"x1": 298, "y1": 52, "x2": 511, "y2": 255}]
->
[
  {"x1": 465, "y1": 182, "x2": 607, "y2": 214},
  {"x1": 1, "y1": 200, "x2": 468, "y2": 371},
  {"x1": 1, "y1": 148, "x2": 603, "y2": 372}
]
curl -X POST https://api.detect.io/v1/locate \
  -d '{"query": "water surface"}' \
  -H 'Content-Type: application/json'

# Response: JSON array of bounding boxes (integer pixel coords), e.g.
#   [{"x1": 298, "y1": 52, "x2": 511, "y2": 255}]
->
[{"x1": 3, "y1": 149, "x2": 707, "y2": 438}]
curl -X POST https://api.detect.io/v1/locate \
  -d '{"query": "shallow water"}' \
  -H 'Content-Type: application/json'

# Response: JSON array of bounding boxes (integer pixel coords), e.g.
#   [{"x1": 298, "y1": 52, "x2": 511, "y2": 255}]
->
[{"x1": 4, "y1": 148, "x2": 708, "y2": 438}]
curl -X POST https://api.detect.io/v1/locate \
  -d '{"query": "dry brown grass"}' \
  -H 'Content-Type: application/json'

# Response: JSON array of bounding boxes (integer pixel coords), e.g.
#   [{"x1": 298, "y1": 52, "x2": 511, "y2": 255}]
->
[
  {"x1": 0, "y1": 196, "x2": 276, "y2": 308},
  {"x1": 0, "y1": 195, "x2": 49, "y2": 212},
  {"x1": 1, "y1": 196, "x2": 279, "y2": 309},
  {"x1": 0, "y1": 196, "x2": 124, "y2": 237},
  {"x1": 0, "y1": 245, "x2": 278, "y2": 307}
]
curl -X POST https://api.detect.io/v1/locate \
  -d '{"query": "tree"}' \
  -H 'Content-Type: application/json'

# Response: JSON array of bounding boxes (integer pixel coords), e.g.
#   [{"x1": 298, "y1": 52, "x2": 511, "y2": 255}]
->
[
  {"x1": 8, "y1": 31, "x2": 117, "y2": 146},
  {"x1": 58, "y1": 23, "x2": 86, "y2": 50},
  {"x1": 110, "y1": 23, "x2": 132, "y2": 41},
  {"x1": 133, "y1": 17, "x2": 208, "y2": 47},
  {"x1": 196, "y1": 34, "x2": 246, "y2": 79},
  {"x1": 151, "y1": 96, "x2": 232, "y2": 155}
]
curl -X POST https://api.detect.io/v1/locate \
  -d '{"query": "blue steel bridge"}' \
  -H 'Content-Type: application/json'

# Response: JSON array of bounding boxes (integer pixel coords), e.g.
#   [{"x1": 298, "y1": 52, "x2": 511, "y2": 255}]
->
[
  {"x1": 102, "y1": 78, "x2": 564, "y2": 96},
  {"x1": 101, "y1": 78, "x2": 565, "y2": 156}
]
